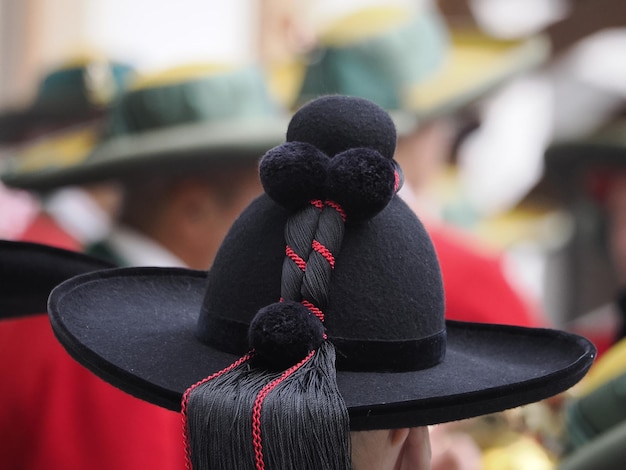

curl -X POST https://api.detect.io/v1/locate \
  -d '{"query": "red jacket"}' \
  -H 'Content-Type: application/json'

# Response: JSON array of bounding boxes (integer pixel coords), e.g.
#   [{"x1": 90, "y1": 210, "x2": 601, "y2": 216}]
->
[
  {"x1": 0, "y1": 315, "x2": 186, "y2": 469},
  {"x1": 3, "y1": 213, "x2": 187, "y2": 469},
  {"x1": 428, "y1": 222, "x2": 543, "y2": 328},
  {"x1": 19, "y1": 212, "x2": 81, "y2": 251}
]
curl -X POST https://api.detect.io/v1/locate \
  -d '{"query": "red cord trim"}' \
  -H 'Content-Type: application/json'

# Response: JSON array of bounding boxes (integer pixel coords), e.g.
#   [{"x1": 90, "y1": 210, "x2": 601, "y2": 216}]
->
[
  {"x1": 301, "y1": 299, "x2": 324, "y2": 323},
  {"x1": 181, "y1": 353, "x2": 252, "y2": 469},
  {"x1": 251, "y1": 350, "x2": 316, "y2": 470},
  {"x1": 312, "y1": 239, "x2": 335, "y2": 268},
  {"x1": 311, "y1": 199, "x2": 324, "y2": 210},
  {"x1": 285, "y1": 246, "x2": 307, "y2": 271},
  {"x1": 324, "y1": 200, "x2": 346, "y2": 221}
]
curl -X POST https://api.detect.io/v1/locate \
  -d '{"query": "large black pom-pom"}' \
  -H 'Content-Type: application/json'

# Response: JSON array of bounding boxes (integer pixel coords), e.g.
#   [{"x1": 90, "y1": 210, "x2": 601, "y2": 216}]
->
[
  {"x1": 249, "y1": 301, "x2": 325, "y2": 371},
  {"x1": 259, "y1": 142, "x2": 329, "y2": 210},
  {"x1": 287, "y1": 95, "x2": 397, "y2": 159},
  {"x1": 327, "y1": 148, "x2": 396, "y2": 219}
]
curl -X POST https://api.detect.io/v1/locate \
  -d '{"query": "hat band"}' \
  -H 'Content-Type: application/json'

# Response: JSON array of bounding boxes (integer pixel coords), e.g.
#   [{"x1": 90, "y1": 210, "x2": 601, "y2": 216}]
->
[{"x1": 200, "y1": 316, "x2": 446, "y2": 372}]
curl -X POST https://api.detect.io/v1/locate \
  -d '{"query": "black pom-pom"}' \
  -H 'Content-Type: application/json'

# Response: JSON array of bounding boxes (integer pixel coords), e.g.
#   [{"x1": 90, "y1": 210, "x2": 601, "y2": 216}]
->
[
  {"x1": 287, "y1": 95, "x2": 397, "y2": 159},
  {"x1": 259, "y1": 141, "x2": 329, "y2": 210},
  {"x1": 249, "y1": 301, "x2": 325, "y2": 371},
  {"x1": 327, "y1": 148, "x2": 396, "y2": 219}
]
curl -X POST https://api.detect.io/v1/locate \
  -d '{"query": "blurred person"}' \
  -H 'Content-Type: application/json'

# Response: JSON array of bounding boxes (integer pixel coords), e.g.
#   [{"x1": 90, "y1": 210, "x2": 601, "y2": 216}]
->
[
  {"x1": 3, "y1": 64, "x2": 289, "y2": 269},
  {"x1": 0, "y1": 56, "x2": 194, "y2": 470},
  {"x1": 40, "y1": 95, "x2": 596, "y2": 470},
  {"x1": 511, "y1": 119, "x2": 626, "y2": 468},
  {"x1": 0, "y1": 64, "x2": 287, "y2": 470},
  {"x1": 450, "y1": 0, "x2": 626, "y2": 326},
  {"x1": 554, "y1": 333, "x2": 626, "y2": 469},
  {"x1": 545, "y1": 118, "x2": 626, "y2": 357},
  {"x1": 0, "y1": 240, "x2": 189, "y2": 470},
  {"x1": 0, "y1": 56, "x2": 135, "y2": 250}
]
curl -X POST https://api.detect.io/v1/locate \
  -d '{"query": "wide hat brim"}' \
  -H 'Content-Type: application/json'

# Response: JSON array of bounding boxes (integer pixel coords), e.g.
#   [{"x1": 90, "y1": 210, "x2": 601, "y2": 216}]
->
[
  {"x1": 49, "y1": 266, "x2": 595, "y2": 430},
  {"x1": 545, "y1": 126, "x2": 626, "y2": 172},
  {"x1": 294, "y1": 30, "x2": 549, "y2": 138},
  {"x1": 403, "y1": 33, "x2": 550, "y2": 122},
  {"x1": 0, "y1": 104, "x2": 105, "y2": 144},
  {"x1": 0, "y1": 240, "x2": 114, "y2": 318},
  {"x1": 1, "y1": 117, "x2": 290, "y2": 191}
]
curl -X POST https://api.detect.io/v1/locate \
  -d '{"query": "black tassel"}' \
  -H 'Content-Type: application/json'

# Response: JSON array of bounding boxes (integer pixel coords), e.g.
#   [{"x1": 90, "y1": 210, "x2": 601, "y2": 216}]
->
[{"x1": 184, "y1": 341, "x2": 351, "y2": 470}]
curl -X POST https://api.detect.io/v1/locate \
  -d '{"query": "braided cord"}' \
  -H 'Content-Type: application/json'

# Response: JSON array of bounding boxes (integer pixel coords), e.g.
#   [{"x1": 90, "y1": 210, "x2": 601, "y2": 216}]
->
[
  {"x1": 280, "y1": 201, "x2": 322, "y2": 301},
  {"x1": 281, "y1": 199, "x2": 346, "y2": 314}
]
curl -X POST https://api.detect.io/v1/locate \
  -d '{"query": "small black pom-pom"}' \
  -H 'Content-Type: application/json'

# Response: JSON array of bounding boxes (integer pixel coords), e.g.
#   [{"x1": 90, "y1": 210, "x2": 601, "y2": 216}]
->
[
  {"x1": 259, "y1": 142, "x2": 329, "y2": 210},
  {"x1": 287, "y1": 96, "x2": 397, "y2": 159},
  {"x1": 249, "y1": 301, "x2": 325, "y2": 371},
  {"x1": 327, "y1": 148, "x2": 396, "y2": 219}
]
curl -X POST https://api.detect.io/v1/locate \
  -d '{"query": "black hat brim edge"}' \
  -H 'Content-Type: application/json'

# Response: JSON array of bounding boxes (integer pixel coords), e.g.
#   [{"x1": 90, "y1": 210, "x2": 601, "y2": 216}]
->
[
  {"x1": 48, "y1": 266, "x2": 596, "y2": 429},
  {"x1": 0, "y1": 107, "x2": 105, "y2": 144},
  {"x1": 546, "y1": 142, "x2": 626, "y2": 173},
  {"x1": 1, "y1": 117, "x2": 290, "y2": 192},
  {"x1": 0, "y1": 240, "x2": 115, "y2": 318},
  {"x1": 545, "y1": 120, "x2": 626, "y2": 172}
]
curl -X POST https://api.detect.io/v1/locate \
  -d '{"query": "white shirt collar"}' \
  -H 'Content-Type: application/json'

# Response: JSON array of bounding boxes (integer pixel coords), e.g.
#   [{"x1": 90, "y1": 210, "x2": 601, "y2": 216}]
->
[
  {"x1": 106, "y1": 225, "x2": 188, "y2": 268},
  {"x1": 45, "y1": 187, "x2": 112, "y2": 244}
]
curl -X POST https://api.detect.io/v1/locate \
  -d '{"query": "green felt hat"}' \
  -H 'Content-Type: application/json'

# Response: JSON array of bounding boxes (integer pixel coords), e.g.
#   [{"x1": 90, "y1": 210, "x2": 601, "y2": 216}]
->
[
  {"x1": 1, "y1": 65, "x2": 290, "y2": 191},
  {"x1": 292, "y1": 4, "x2": 549, "y2": 135},
  {"x1": 0, "y1": 57, "x2": 135, "y2": 143}
]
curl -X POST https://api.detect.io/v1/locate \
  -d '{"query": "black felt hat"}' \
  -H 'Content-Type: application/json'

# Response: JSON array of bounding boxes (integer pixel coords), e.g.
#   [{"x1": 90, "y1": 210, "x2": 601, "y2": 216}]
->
[
  {"x1": 0, "y1": 240, "x2": 114, "y2": 319},
  {"x1": 49, "y1": 96, "x2": 595, "y2": 436}
]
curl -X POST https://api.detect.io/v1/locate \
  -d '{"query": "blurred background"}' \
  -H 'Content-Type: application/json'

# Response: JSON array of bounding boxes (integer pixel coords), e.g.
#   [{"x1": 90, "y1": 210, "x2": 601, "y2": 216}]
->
[
  {"x1": 0, "y1": 0, "x2": 258, "y2": 105},
  {"x1": 2, "y1": 1, "x2": 626, "y2": 468}
]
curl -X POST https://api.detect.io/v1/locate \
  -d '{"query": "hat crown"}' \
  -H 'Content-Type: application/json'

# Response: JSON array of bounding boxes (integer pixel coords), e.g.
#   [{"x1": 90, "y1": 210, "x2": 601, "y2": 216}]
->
[
  {"x1": 105, "y1": 66, "x2": 279, "y2": 138},
  {"x1": 199, "y1": 194, "x2": 445, "y2": 371},
  {"x1": 198, "y1": 96, "x2": 445, "y2": 372}
]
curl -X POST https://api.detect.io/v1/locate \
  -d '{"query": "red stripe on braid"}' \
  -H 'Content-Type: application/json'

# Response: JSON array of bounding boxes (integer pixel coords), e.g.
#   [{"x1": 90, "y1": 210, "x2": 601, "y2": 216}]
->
[
  {"x1": 181, "y1": 353, "x2": 253, "y2": 470},
  {"x1": 252, "y1": 350, "x2": 316, "y2": 470},
  {"x1": 301, "y1": 299, "x2": 324, "y2": 323},
  {"x1": 311, "y1": 199, "x2": 324, "y2": 210},
  {"x1": 312, "y1": 239, "x2": 335, "y2": 269},
  {"x1": 325, "y1": 200, "x2": 346, "y2": 221},
  {"x1": 394, "y1": 170, "x2": 400, "y2": 192},
  {"x1": 285, "y1": 246, "x2": 307, "y2": 271}
]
